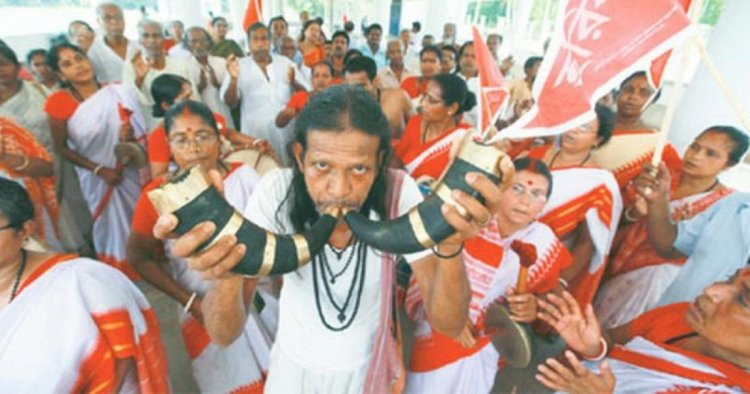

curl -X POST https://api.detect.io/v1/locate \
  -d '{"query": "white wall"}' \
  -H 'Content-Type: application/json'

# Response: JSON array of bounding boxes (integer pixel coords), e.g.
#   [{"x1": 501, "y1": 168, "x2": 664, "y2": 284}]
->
[{"x1": 669, "y1": 0, "x2": 750, "y2": 160}]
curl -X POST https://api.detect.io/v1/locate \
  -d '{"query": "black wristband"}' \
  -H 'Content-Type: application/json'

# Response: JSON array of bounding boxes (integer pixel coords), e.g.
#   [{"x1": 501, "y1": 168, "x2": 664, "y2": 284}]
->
[{"x1": 432, "y1": 243, "x2": 464, "y2": 259}]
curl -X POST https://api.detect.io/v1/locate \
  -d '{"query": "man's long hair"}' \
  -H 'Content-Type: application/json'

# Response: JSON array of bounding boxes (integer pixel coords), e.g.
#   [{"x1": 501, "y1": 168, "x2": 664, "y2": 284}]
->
[{"x1": 276, "y1": 85, "x2": 392, "y2": 232}]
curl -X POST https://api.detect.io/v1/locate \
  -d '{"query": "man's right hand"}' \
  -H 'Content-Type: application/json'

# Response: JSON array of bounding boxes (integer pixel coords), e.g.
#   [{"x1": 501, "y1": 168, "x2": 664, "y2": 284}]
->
[
  {"x1": 226, "y1": 54, "x2": 240, "y2": 80},
  {"x1": 153, "y1": 169, "x2": 246, "y2": 280},
  {"x1": 131, "y1": 51, "x2": 151, "y2": 87},
  {"x1": 537, "y1": 291, "x2": 604, "y2": 358}
]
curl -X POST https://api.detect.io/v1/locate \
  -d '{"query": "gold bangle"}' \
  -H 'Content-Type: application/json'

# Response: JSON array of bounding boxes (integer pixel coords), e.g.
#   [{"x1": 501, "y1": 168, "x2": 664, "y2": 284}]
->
[
  {"x1": 93, "y1": 164, "x2": 104, "y2": 176},
  {"x1": 13, "y1": 155, "x2": 30, "y2": 172}
]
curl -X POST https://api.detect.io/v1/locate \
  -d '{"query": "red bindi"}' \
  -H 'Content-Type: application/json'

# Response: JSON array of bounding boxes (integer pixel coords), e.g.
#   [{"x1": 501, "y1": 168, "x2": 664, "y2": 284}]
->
[
  {"x1": 185, "y1": 127, "x2": 193, "y2": 132},
  {"x1": 526, "y1": 180, "x2": 534, "y2": 186}
]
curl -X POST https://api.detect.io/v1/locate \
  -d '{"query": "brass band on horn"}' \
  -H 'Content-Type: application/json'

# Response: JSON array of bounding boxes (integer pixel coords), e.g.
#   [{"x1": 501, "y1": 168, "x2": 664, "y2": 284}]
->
[
  {"x1": 345, "y1": 132, "x2": 507, "y2": 254},
  {"x1": 147, "y1": 166, "x2": 338, "y2": 277}
]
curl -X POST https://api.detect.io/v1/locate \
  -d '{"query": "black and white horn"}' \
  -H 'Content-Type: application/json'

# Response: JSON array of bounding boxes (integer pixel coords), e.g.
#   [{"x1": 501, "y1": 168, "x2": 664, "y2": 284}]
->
[
  {"x1": 345, "y1": 132, "x2": 509, "y2": 254},
  {"x1": 148, "y1": 166, "x2": 339, "y2": 277}
]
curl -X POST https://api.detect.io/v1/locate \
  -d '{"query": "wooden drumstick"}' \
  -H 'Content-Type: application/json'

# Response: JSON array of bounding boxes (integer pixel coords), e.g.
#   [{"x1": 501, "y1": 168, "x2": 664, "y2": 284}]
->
[{"x1": 511, "y1": 240, "x2": 537, "y2": 294}]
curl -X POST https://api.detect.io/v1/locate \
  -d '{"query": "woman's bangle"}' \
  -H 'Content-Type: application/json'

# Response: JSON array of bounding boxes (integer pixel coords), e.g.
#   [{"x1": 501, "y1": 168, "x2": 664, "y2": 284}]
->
[
  {"x1": 624, "y1": 207, "x2": 639, "y2": 222},
  {"x1": 183, "y1": 292, "x2": 198, "y2": 313},
  {"x1": 13, "y1": 155, "x2": 30, "y2": 171},
  {"x1": 93, "y1": 164, "x2": 104, "y2": 176},
  {"x1": 432, "y1": 242, "x2": 464, "y2": 259},
  {"x1": 558, "y1": 277, "x2": 569, "y2": 289},
  {"x1": 582, "y1": 337, "x2": 609, "y2": 361}
]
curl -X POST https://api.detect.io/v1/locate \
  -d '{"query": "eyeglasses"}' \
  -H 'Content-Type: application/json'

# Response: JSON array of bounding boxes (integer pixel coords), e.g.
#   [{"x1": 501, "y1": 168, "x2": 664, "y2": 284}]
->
[
  {"x1": 168, "y1": 132, "x2": 218, "y2": 150},
  {"x1": 511, "y1": 183, "x2": 548, "y2": 204}
]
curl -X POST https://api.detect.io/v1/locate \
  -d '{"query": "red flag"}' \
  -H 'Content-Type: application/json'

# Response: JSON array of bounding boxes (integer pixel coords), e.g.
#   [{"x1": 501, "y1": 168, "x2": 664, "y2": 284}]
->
[
  {"x1": 472, "y1": 26, "x2": 509, "y2": 135},
  {"x1": 493, "y1": 0, "x2": 690, "y2": 141},
  {"x1": 242, "y1": 0, "x2": 263, "y2": 32},
  {"x1": 648, "y1": 0, "x2": 692, "y2": 88}
]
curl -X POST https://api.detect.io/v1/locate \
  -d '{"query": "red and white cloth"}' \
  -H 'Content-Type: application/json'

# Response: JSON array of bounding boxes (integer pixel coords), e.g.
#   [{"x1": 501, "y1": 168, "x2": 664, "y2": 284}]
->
[
  {"x1": 0, "y1": 255, "x2": 169, "y2": 392},
  {"x1": 538, "y1": 167, "x2": 622, "y2": 306},
  {"x1": 595, "y1": 188, "x2": 734, "y2": 328},
  {"x1": 405, "y1": 220, "x2": 572, "y2": 394}
]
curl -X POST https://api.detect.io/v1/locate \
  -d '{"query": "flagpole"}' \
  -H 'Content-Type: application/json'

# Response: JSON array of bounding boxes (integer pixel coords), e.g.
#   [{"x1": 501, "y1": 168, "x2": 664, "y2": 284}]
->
[
  {"x1": 651, "y1": 35, "x2": 691, "y2": 167},
  {"x1": 650, "y1": 0, "x2": 702, "y2": 167}
]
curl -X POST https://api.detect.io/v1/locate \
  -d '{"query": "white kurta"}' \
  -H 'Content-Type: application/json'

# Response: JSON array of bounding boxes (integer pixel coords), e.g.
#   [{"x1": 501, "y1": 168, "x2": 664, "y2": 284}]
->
[
  {"x1": 219, "y1": 54, "x2": 309, "y2": 164},
  {"x1": 86, "y1": 35, "x2": 138, "y2": 84},
  {"x1": 243, "y1": 168, "x2": 429, "y2": 393},
  {"x1": 187, "y1": 55, "x2": 235, "y2": 129},
  {"x1": 122, "y1": 55, "x2": 199, "y2": 131}
]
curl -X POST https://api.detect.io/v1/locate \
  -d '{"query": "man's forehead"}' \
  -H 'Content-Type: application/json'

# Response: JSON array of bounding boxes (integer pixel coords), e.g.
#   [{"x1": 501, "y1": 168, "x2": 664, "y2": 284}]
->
[{"x1": 306, "y1": 130, "x2": 380, "y2": 155}]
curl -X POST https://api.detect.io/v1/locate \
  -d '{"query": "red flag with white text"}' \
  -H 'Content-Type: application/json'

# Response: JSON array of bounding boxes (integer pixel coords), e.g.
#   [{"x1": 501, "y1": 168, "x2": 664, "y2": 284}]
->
[
  {"x1": 472, "y1": 26, "x2": 509, "y2": 135},
  {"x1": 648, "y1": 0, "x2": 692, "y2": 88},
  {"x1": 492, "y1": 0, "x2": 691, "y2": 141},
  {"x1": 243, "y1": 0, "x2": 263, "y2": 32}
]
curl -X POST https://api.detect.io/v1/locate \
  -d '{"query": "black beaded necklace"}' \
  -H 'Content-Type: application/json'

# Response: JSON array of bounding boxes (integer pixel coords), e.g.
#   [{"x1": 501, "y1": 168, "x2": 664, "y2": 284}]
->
[
  {"x1": 312, "y1": 241, "x2": 367, "y2": 331},
  {"x1": 8, "y1": 249, "x2": 27, "y2": 303}
]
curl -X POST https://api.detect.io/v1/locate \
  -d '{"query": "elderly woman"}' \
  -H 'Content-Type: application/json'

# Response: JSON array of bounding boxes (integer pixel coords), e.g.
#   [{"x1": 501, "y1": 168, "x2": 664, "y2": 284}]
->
[
  {"x1": 45, "y1": 42, "x2": 147, "y2": 279},
  {"x1": 528, "y1": 105, "x2": 622, "y2": 308},
  {"x1": 536, "y1": 269, "x2": 750, "y2": 392},
  {"x1": 128, "y1": 100, "x2": 276, "y2": 392},
  {"x1": 393, "y1": 74, "x2": 475, "y2": 190},
  {"x1": 595, "y1": 126, "x2": 749, "y2": 328},
  {"x1": 0, "y1": 178, "x2": 168, "y2": 391},
  {"x1": 406, "y1": 158, "x2": 573, "y2": 394}
]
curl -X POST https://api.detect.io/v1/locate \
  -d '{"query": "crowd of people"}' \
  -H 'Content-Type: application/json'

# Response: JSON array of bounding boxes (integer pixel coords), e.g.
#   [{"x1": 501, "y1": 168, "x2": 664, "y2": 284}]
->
[{"x1": 0, "y1": 2, "x2": 749, "y2": 393}]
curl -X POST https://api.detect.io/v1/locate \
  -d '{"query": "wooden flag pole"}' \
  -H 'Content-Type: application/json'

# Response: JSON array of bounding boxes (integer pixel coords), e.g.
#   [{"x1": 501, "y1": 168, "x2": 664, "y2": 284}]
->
[{"x1": 651, "y1": 35, "x2": 692, "y2": 167}]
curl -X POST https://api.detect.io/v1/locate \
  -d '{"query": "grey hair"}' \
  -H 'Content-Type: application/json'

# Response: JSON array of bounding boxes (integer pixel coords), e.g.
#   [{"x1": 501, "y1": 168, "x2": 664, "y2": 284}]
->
[
  {"x1": 137, "y1": 19, "x2": 163, "y2": 36},
  {"x1": 386, "y1": 37, "x2": 404, "y2": 52},
  {"x1": 96, "y1": 2, "x2": 121, "y2": 17},
  {"x1": 183, "y1": 26, "x2": 214, "y2": 49}
]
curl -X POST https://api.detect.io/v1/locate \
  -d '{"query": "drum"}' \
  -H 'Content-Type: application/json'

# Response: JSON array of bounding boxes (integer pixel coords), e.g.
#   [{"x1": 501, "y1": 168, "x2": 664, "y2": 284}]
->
[
  {"x1": 485, "y1": 303, "x2": 533, "y2": 368},
  {"x1": 224, "y1": 148, "x2": 279, "y2": 176},
  {"x1": 114, "y1": 142, "x2": 147, "y2": 169}
]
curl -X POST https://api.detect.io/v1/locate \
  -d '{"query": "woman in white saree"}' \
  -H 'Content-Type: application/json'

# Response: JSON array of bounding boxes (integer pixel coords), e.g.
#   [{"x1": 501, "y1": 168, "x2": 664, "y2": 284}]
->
[{"x1": 45, "y1": 43, "x2": 148, "y2": 279}]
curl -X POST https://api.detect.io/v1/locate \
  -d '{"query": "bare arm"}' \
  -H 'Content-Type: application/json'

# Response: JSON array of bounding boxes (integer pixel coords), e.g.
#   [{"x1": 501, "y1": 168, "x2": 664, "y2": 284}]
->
[
  {"x1": 223, "y1": 55, "x2": 241, "y2": 108},
  {"x1": 635, "y1": 163, "x2": 679, "y2": 257},
  {"x1": 275, "y1": 107, "x2": 297, "y2": 128},
  {"x1": 126, "y1": 233, "x2": 202, "y2": 320},
  {"x1": 202, "y1": 276, "x2": 258, "y2": 346},
  {"x1": 150, "y1": 162, "x2": 169, "y2": 179},
  {"x1": 223, "y1": 76, "x2": 240, "y2": 108},
  {"x1": 0, "y1": 152, "x2": 53, "y2": 177},
  {"x1": 410, "y1": 246, "x2": 470, "y2": 337},
  {"x1": 49, "y1": 116, "x2": 98, "y2": 170},
  {"x1": 49, "y1": 116, "x2": 122, "y2": 185},
  {"x1": 561, "y1": 224, "x2": 595, "y2": 282}
]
